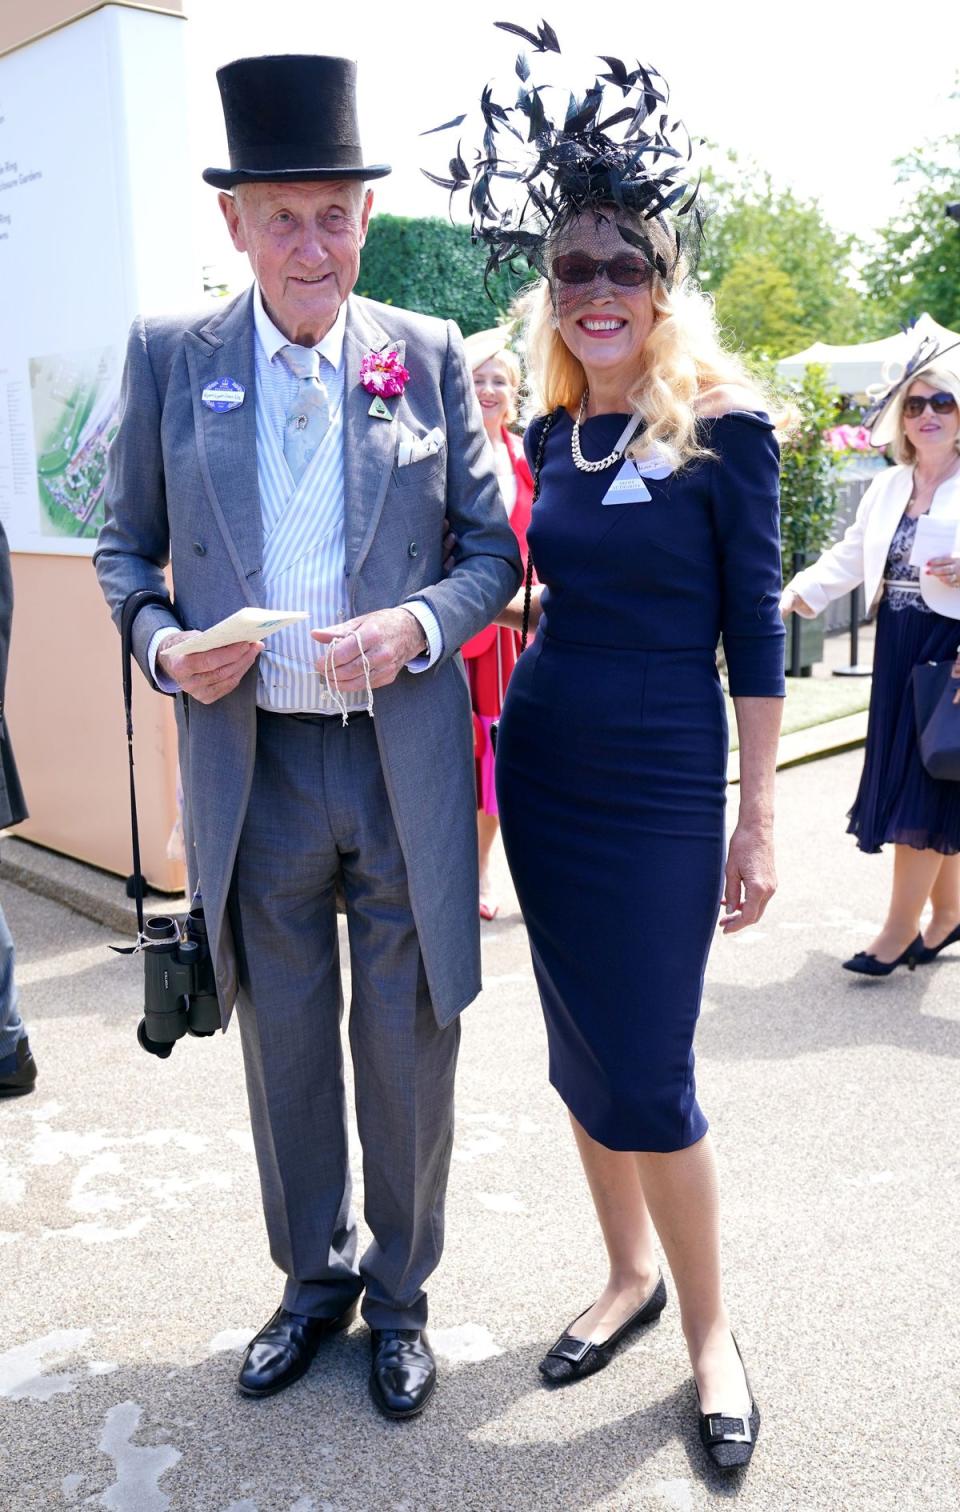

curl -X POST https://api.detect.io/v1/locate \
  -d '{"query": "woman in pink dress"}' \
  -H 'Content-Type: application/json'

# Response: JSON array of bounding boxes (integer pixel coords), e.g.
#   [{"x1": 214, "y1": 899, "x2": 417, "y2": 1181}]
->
[{"x1": 461, "y1": 329, "x2": 534, "y2": 919}]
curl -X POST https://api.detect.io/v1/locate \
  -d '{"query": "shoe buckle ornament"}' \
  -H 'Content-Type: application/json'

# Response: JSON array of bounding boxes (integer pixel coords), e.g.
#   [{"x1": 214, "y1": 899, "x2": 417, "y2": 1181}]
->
[
  {"x1": 549, "y1": 1335, "x2": 592, "y2": 1364},
  {"x1": 706, "y1": 1413, "x2": 752, "y2": 1444}
]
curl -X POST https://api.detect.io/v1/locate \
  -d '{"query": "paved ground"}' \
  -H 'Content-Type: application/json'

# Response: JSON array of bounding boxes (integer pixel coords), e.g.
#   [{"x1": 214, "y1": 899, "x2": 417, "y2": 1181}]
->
[{"x1": 1, "y1": 746, "x2": 958, "y2": 1511}]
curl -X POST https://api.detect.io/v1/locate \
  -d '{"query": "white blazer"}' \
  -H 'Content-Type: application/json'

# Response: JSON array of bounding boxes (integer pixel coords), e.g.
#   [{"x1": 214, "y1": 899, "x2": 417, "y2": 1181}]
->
[{"x1": 785, "y1": 464, "x2": 960, "y2": 621}]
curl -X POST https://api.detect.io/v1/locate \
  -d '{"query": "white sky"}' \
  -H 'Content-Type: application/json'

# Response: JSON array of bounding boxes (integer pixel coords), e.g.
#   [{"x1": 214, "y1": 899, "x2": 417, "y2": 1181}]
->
[{"x1": 181, "y1": 0, "x2": 960, "y2": 291}]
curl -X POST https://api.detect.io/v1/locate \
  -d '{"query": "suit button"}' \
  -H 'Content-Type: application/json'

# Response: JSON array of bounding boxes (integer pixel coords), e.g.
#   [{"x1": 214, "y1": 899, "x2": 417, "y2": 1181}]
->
[
  {"x1": 408, "y1": 541, "x2": 418, "y2": 558},
  {"x1": 193, "y1": 541, "x2": 207, "y2": 556}
]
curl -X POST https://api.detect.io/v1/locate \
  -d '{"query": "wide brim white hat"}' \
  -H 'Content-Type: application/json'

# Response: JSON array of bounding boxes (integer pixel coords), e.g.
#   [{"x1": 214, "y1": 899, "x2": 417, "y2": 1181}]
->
[{"x1": 462, "y1": 326, "x2": 515, "y2": 373}]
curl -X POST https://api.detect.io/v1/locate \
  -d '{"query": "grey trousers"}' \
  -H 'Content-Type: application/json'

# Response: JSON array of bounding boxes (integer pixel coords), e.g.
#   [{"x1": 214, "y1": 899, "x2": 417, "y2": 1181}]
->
[{"x1": 231, "y1": 709, "x2": 460, "y2": 1329}]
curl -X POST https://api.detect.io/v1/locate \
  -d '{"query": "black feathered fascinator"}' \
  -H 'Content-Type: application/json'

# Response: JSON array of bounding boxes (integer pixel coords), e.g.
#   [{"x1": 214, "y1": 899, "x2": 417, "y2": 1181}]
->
[
  {"x1": 421, "y1": 18, "x2": 702, "y2": 288},
  {"x1": 863, "y1": 331, "x2": 960, "y2": 447}
]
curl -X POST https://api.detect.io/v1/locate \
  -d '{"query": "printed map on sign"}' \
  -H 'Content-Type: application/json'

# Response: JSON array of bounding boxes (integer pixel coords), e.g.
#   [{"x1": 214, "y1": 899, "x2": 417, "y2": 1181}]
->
[{"x1": 29, "y1": 346, "x2": 121, "y2": 539}]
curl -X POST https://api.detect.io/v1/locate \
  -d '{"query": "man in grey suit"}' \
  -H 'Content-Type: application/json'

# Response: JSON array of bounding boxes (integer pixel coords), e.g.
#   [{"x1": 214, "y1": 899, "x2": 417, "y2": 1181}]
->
[{"x1": 94, "y1": 54, "x2": 521, "y2": 1420}]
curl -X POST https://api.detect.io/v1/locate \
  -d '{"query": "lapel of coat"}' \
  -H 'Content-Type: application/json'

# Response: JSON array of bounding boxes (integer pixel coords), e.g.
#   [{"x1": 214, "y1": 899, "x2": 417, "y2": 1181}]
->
[
  {"x1": 867, "y1": 466, "x2": 914, "y2": 588},
  {"x1": 183, "y1": 288, "x2": 263, "y2": 604},
  {"x1": 929, "y1": 473, "x2": 960, "y2": 520},
  {"x1": 343, "y1": 297, "x2": 404, "y2": 583}
]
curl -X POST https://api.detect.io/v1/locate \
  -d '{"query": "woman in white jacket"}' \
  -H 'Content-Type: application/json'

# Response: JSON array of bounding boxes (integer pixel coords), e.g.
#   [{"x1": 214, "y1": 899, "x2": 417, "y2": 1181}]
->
[{"x1": 782, "y1": 354, "x2": 960, "y2": 975}]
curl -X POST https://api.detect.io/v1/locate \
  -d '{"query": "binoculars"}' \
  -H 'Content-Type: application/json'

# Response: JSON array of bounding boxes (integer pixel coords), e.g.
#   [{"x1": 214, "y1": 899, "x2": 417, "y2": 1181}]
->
[{"x1": 138, "y1": 906, "x2": 220, "y2": 1058}]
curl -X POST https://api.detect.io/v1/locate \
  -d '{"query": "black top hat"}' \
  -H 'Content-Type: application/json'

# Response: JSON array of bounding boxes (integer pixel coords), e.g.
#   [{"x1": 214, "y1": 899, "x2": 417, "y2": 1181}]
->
[{"x1": 202, "y1": 54, "x2": 391, "y2": 189}]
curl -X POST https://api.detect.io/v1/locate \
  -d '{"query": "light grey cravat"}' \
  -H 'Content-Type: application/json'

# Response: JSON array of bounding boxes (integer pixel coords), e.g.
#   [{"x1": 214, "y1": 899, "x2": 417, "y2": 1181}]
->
[{"x1": 280, "y1": 344, "x2": 330, "y2": 484}]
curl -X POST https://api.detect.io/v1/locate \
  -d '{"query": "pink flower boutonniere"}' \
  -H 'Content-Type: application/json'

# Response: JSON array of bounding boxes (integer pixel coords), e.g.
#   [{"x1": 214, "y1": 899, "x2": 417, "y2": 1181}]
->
[{"x1": 359, "y1": 348, "x2": 410, "y2": 399}]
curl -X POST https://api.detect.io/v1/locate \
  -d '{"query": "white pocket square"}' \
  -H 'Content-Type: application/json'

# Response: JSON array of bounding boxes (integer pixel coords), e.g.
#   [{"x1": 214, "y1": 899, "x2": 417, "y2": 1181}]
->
[{"x1": 397, "y1": 423, "x2": 445, "y2": 468}]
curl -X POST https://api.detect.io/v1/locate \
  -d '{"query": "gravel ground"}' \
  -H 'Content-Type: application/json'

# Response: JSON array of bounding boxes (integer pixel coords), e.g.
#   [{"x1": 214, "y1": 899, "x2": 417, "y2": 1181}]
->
[{"x1": 1, "y1": 746, "x2": 957, "y2": 1511}]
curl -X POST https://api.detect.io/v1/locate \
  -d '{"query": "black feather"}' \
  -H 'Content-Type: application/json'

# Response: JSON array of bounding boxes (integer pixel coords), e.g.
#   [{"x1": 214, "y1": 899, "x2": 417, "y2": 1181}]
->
[
  {"x1": 420, "y1": 114, "x2": 467, "y2": 137},
  {"x1": 494, "y1": 20, "x2": 542, "y2": 46},
  {"x1": 515, "y1": 52, "x2": 530, "y2": 82},
  {"x1": 538, "y1": 19, "x2": 561, "y2": 52},
  {"x1": 596, "y1": 106, "x2": 635, "y2": 132},
  {"x1": 564, "y1": 84, "x2": 603, "y2": 134},
  {"x1": 420, "y1": 169, "x2": 459, "y2": 190},
  {"x1": 598, "y1": 55, "x2": 630, "y2": 90}
]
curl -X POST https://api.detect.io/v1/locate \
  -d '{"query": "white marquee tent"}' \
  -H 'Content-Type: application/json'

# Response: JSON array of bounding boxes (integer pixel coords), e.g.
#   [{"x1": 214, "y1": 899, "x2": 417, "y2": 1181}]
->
[{"x1": 777, "y1": 313, "x2": 960, "y2": 399}]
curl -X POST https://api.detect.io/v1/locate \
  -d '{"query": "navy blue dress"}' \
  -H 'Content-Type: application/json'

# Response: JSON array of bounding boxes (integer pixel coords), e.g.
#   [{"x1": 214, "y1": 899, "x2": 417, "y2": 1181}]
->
[
  {"x1": 847, "y1": 512, "x2": 960, "y2": 855},
  {"x1": 496, "y1": 409, "x2": 786, "y2": 1152}
]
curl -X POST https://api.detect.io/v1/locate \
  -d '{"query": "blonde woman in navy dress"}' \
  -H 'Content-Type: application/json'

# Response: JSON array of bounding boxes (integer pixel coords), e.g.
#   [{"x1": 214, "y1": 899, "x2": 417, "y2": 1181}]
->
[{"x1": 425, "y1": 27, "x2": 786, "y2": 1469}]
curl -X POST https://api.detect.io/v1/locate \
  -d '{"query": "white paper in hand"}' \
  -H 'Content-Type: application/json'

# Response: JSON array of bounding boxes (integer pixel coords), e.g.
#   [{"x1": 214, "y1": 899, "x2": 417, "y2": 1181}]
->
[
  {"x1": 183, "y1": 608, "x2": 308, "y2": 655},
  {"x1": 908, "y1": 515, "x2": 960, "y2": 618},
  {"x1": 908, "y1": 515, "x2": 959, "y2": 569}
]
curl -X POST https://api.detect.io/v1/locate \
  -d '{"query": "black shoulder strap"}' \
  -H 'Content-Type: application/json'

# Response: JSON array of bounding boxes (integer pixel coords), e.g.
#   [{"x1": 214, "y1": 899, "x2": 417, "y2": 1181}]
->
[
  {"x1": 118, "y1": 591, "x2": 177, "y2": 942},
  {"x1": 521, "y1": 409, "x2": 560, "y2": 652}
]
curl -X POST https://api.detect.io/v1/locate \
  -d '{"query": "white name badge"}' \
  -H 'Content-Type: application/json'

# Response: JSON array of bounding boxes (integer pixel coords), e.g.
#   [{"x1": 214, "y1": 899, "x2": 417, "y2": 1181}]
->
[
  {"x1": 630, "y1": 441, "x2": 674, "y2": 479},
  {"x1": 601, "y1": 460, "x2": 652, "y2": 506},
  {"x1": 202, "y1": 377, "x2": 245, "y2": 412}
]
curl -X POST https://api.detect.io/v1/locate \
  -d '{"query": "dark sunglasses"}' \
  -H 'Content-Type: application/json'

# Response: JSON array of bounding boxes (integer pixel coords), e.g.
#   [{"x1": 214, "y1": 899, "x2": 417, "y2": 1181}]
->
[
  {"x1": 550, "y1": 253, "x2": 653, "y2": 288},
  {"x1": 903, "y1": 391, "x2": 958, "y2": 419}
]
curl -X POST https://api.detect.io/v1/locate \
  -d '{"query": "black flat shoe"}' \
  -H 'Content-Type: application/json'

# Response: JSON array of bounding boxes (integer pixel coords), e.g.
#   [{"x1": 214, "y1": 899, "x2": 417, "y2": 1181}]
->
[
  {"x1": 539, "y1": 1272, "x2": 667, "y2": 1384},
  {"x1": 238, "y1": 1300, "x2": 358, "y2": 1398},
  {"x1": 916, "y1": 920, "x2": 960, "y2": 964},
  {"x1": 696, "y1": 1335, "x2": 760, "y2": 1471},
  {"x1": 369, "y1": 1329, "x2": 436, "y2": 1420},
  {"x1": 0, "y1": 1036, "x2": 37, "y2": 1098},
  {"x1": 842, "y1": 934, "x2": 923, "y2": 976}
]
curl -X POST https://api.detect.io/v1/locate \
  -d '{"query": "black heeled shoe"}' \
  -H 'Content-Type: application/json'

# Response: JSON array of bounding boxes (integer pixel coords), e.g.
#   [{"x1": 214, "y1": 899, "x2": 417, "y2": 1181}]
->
[
  {"x1": 539, "y1": 1272, "x2": 667, "y2": 1384},
  {"x1": 842, "y1": 933, "x2": 923, "y2": 976},
  {"x1": 696, "y1": 1335, "x2": 760, "y2": 1471},
  {"x1": 916, "y1": 920, "x2": 960, "y2": 964}
]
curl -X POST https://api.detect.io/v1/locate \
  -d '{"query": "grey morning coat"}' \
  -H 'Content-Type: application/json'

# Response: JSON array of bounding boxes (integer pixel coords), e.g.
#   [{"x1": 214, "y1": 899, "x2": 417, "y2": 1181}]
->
[{"x1": 94, "y1": 289, "x2": 522, "y2": 1027}]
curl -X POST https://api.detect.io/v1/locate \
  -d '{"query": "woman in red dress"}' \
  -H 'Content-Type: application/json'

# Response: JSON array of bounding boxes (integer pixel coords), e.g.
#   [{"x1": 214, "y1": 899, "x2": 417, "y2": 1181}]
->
[{"x1": 461, "y1": 329, "x2": 534, "y2": 919}]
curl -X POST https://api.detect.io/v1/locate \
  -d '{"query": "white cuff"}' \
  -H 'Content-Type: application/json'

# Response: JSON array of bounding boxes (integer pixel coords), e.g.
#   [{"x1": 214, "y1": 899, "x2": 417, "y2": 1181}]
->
[
  {"x1": 403, "y1": 601, "x2": 444, "y2": 672},
  {"x1": 148, "y1": 627, "x2": 184, "y2": 692},
  {"x1": 785, "y1": 574, "x2": 827, "y2": 616}
]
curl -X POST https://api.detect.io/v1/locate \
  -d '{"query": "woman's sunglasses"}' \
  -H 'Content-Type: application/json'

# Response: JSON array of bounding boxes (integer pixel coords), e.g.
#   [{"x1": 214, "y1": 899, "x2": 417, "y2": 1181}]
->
[
  {"x1": 550, "y1": 253, "x2": 654, "y2": 288},
  {"x1": 903, "y1": 392, "x2": 958, "y2": 419}
]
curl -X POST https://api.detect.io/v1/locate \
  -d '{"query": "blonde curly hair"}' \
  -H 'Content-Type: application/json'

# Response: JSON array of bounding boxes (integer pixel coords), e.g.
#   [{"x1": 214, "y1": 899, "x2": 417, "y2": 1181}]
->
[{"x1": 517, "y1": 210, "x2": 780, "y2": 471}]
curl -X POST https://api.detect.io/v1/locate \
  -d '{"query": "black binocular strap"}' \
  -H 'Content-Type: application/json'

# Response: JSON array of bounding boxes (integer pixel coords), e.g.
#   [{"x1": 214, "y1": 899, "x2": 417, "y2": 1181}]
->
[{"x1": 113, "y1": 590, "x2": 178, "y2": 952}]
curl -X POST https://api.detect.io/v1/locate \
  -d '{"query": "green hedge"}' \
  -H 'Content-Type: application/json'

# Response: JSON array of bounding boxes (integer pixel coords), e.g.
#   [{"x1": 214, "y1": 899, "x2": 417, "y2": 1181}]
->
[{"x1": 357, "y1": 214, "x2": 531, "y2": 335}]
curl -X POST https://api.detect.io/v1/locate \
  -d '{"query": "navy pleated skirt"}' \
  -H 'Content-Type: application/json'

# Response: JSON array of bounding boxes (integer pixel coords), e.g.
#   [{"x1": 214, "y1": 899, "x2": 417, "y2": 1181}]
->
[
  {"x1": 496, "y1": 634, "x2": 726, "y2": 1152},
  {"x1": 848, "y1": 599, "x2": 960, "y2": 854}
]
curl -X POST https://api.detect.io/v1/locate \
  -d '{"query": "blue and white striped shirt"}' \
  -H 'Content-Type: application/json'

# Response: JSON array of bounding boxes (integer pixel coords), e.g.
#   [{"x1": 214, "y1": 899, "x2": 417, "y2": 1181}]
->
[{"x1": 149, "y1": 286, "x2": 441, "y2": 709}]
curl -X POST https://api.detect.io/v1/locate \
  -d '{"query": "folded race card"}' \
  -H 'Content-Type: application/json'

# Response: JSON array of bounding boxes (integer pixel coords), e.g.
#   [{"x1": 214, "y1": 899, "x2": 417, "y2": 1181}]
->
[{"x1": 183, "y1": 608, "x2": 309, "y2": 655}]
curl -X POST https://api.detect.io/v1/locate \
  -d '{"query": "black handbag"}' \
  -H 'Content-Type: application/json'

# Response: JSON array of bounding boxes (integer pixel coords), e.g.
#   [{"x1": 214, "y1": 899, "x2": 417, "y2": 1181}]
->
[{"x1": 912, "y1": 658, "x2": 960, "y2": 781}]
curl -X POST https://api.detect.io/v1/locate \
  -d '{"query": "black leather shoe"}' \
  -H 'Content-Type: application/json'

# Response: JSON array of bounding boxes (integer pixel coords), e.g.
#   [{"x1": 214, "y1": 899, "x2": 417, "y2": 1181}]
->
[
  {"x1": 842, "y1": 934, "x2": 922, "y2": 976},
  {"x1": 916, "y1": 920, "x2": 960, "y2": 964},
  {"x1": 696, "y1": 1336, "x2": 760, "y2": 1471},
  {"x1": 369, "y1": 1329, "x2": 436, "y2": 1420},
  {"x1": 238, "y1": 1300, "x2": 358, "y2": 1398},
  {"x1": 539, "y1": 1272, "x2": 667, "y2": 1384},
  {"x1": 0, "y1": 1037, "x2": 37, "y2": 1098}
]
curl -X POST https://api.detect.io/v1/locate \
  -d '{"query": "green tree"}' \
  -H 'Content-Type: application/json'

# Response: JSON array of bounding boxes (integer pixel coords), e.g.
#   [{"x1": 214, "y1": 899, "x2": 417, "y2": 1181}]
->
[
  {"x1": 712, "y1": 252, "x2": 807, "y2": 358},
  {"x1": 357, "y1": 215, "x2": 529, "y2": 334},
  {"x1": 861, "y1": 104, "x2": 960, "y2": 330},
  {"x1": 778, "y1": 363, "x2": 843, "y2": 579},
  {"x1": 697, "y1": 154, "x2": 876, "y2": 354}
]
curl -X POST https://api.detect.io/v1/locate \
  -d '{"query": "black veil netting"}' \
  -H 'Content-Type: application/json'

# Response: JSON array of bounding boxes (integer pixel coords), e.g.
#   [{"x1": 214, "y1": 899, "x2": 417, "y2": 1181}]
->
[{"x1": 420, "y1": 19, "x2": 704, "y2": 291}]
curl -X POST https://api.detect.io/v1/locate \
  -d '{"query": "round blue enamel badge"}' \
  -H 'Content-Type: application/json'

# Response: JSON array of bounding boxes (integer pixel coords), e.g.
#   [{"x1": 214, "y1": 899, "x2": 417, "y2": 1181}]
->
[{"x1": 201, "y1": 377, "x2": 245, "y2": 412}]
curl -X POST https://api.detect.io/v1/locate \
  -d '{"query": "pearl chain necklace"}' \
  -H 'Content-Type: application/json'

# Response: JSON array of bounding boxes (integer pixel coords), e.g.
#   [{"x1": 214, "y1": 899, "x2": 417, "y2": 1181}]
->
[{"x1": 570, "y1": 392, "x2": 644, "y2": 473}]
